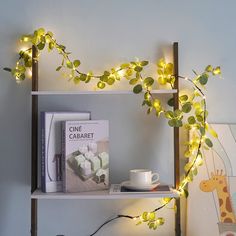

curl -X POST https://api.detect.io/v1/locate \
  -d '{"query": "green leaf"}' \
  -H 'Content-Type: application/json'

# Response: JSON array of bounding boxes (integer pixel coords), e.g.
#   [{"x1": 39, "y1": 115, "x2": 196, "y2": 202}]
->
[
  {"x1": 20, "y1": 35, "x2": 32, "y2": 42},
  {"x1": 157, "y1": 217, "x2": 165, "y2": 225},
  {"x1": 199, "y1": 73, "x2": 209, "y2": 85},
  {"x1": 180, "y1": 95, "x2": 188, "y2": 102},
  {"x1": 85, "y1": 75, "x2": 92, "y2": 83},
  {"x1": 168, "y1": 119, "x2": 176, "y2": 127},
  {"x1": 149, "y1": 212, "x2": 155, "y2": 220},
  {"x1": 205, "y1": 65, "x2": 213, "y2": 72},
  {"x1": 73, "y1": 60, "x2": 81, "y2": 68},
  {"x1": 182, "y1": 102, "x2": 192, "y2": 113},
  {"x1": 196, "y1": 115, "x2": 203, "y2": 122},
  {"x1": 176, "y1": 120, "x2": 183, "y2": 127},
  {"x1": 144, "y1": 92, "x2": 150, "y2": 100},
  {"x1": 97, "y1": 81, "x2": 105, "y2": 89},
  {"x1": 47, "y1": 31, "x2": 53, "y2": 37},
  {"x1": 136, "y1": 221, "x2": 142, "y2": 226},
  {"x1": 167, "y1": 97, "x2": 174, "y2": 107},
  {"x1": 37, "y1": 42, "x2": 45, "y2": 50},
  {"x1": 120, "y1": 63, "x2": 129, "y2": 69},
  {"x1": 174, "y1": 109, "x2": 182, "y2": 117},
  {"x1": 158, "y1": 76, "x2": 167, "y2": 85},
  {"x1": 140, "y1": 61, "x2": 149, "y2": 66},
  {"x1": 80, "y1": 74, "x2": 87, "y2": 81},
  {"x1": 3, "y1": 67, "x2": 12, "y2": 72},
  {"x1": 100, "y1": 75, "x2": 108, "y2": 82},
  {"x1": 125, "y1": 68, "x2": 133, "y2": 77},
  {"x1": 165, "y1": 111, "x2": 174, "y2": 119},
  {"x1": 183, "y1": 189, "x2": 189, "y2": 198},
  {"x1": 56, "y1": 66, "x2": 62, "y2": 71},
  {"x1": 129, "y1": 78, "x2": 138, "y2": 85},
  {"x1": 146, "y1": 101, "x2": 152, "y2": 107},
  {"x1": 103, "y1": 71, "x2": 110, "y2": 76},
  {"x1": 209, "y1": 128, "x2": 218, "y2": 138},
  {"x1": 205, "y1": 138, "x2": 213, "y2": 147},
  {"x1": 212, "y1": 66, "x2": 221, "y2": 75},
  {"x1": 134, "y1": 66, "x2": 143, "y2": 72},
  {"x1": 58, "y1": 44, "x2": 66, "y2": 51},
  {"x1": 49, "y1": 42, "x2": 54, "y2": 50},
  {"x1": 107, "y1": 77, "x2": 115, "y2": 85},
  {"x1": 188, "y1": 116, "x2": 196, "y2": 124},
  {"x1": 149, "y1": 222, "x2": 155, "y2": 229},
  {"x1": 17, "y1": 73, "x2": 24, "y2": 80},
  {"x1": 164, "y1": 63, "x2": 173, "y2": 74},
  {"x1": 144, "y1": 77, "x2": 154, "y2": 87},
  {"x1": 199, "y1": 127, "x2": 205, "y2": 135},
  {"x1": 66, "y1": 60, "x2": 73, "y2": 69},
  {"x1": 133, "y1": 84, "x2": 143, "y2": 94},
  {"x1": 193, "y1": 168, "x2": 198, "y2": 176},
  {"x1": 147, "y1": 107, "x2": 152, "y2": 114},
  {"x1": 142, "y1": 212, "x2": 148, "y2": 221},
  {"x1": 157, "y1": 58, "x2": 165, "y2": 68},
  {"x1": 37, "y1": 28, "x2": 45, "y2": 36},
  {"x1": 73, "y1": 76, "x2": 80, "y2": 84},
  {"x1": 25, "y1": 60, "x2": 32, "y2": 67}
]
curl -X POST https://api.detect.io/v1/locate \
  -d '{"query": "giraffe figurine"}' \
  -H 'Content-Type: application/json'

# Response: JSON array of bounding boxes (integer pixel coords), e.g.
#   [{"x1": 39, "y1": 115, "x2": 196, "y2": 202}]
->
[{"x1": 200, "y1": 169, "x2": 236, "y2": 223}]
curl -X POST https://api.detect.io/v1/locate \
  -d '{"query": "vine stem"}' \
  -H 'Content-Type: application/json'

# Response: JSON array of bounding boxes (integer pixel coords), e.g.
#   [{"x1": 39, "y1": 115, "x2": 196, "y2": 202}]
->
[
  {"x1": 89, "y1": 203, "x2": 169, "y2": 236},
  {"x1": 89, "y1": 215, "x2": 133, "y2": 236}
]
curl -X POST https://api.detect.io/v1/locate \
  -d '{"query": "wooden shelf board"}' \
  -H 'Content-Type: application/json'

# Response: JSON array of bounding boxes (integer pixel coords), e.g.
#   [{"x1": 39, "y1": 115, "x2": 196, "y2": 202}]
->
[
  {"x1": 31, "y1": 188, "x2": 178, "y2": 200},
  {"x1": 31, "y1": 89, "x2": 177, "y2": 95}
]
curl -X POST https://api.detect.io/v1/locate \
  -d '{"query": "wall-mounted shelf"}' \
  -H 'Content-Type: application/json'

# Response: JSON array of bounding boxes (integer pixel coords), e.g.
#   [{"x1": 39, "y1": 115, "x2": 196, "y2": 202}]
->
[
  {"x1": 31, "y1": 188, "x2": 178, "y2": 200},
  {"x1": 31, "y1": 89, "x2": 177, "y2": 96}
]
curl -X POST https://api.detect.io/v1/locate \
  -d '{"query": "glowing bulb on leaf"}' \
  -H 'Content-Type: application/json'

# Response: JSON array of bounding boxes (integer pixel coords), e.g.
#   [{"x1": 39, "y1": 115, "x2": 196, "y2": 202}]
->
[
  {"x1": 117, "y1": 69, "x2": 124, "y2": 77},
  {"x1": 26, "y1": 69, "x2": 32, "y2": 79}
]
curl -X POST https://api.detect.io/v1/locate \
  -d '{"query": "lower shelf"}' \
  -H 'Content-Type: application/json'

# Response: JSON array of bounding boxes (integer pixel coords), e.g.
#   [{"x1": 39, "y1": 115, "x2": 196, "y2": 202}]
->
[{"x1": 31, "y1": 188, "x2": 178, "y2": 200}]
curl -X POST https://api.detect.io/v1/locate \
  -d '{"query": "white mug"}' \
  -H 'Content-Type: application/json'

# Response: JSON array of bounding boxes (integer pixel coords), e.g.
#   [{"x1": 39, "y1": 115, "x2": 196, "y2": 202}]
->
[{"x1": 129, "y1": 169, "x2": 159, "y2": 186}]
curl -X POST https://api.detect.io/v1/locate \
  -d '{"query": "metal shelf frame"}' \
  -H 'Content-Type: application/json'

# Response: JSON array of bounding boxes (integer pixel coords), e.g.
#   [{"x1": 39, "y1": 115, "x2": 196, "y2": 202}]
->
[{"x1": 30, "y1": 42, "x2": 181, "y2": 236}]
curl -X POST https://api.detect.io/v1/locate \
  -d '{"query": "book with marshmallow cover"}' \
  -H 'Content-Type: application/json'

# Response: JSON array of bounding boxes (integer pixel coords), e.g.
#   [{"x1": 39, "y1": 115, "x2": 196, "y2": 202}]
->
[
  {"x1": 62, "y1": 120, "x2": 109, "y2": 192},
  {"x1": 41, "y1": 111, "x2": 90, "y2": 193}
]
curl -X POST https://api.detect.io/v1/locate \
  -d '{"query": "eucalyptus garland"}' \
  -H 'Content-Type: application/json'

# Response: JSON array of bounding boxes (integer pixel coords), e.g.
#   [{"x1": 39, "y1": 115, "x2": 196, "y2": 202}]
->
[{"x1": 4, "y1": 28, "x2": 221, "y2": 234}]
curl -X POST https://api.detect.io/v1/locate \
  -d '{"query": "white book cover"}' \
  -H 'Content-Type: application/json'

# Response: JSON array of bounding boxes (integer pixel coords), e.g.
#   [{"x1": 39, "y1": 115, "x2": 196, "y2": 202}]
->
[
  {"x1": 41, "y1": 112, "x2": 90, "y2": 192},
  {"x1": 62, "y1": 120, "x2": 109, "y2": 193}
]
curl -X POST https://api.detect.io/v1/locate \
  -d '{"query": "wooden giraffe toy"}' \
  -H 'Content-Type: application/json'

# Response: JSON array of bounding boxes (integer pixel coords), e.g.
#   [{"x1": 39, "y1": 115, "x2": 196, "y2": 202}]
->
[{"x1": 200, "y1": 169, "x2": 236, "y2": 224}]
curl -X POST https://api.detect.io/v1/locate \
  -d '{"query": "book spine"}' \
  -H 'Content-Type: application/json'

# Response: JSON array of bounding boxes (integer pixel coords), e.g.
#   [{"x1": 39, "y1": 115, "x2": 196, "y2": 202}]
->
[
  {"x1": 41, "y1": 112, "x2": 46, "y2": 192},
  {"x1": 61, "y1": 122, "x2": 66, "y2": 192}
]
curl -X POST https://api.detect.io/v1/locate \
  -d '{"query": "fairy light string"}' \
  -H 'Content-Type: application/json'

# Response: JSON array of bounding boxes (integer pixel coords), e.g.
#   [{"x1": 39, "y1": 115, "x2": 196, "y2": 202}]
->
[{"x1": 3, "y1": 28, "x2": 221, "y2": 234}]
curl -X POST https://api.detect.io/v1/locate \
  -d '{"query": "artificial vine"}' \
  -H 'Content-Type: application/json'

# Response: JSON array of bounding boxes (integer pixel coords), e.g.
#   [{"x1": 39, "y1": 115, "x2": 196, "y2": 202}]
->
[{"x1": 4, "y1": 28, "x2": 222, "y2": 234}]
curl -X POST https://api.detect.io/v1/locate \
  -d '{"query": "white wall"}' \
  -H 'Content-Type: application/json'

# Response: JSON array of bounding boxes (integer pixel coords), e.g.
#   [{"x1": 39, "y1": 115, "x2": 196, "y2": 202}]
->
[{"x1": 1, "y1": 0, "x2": 236, "y2": 235}]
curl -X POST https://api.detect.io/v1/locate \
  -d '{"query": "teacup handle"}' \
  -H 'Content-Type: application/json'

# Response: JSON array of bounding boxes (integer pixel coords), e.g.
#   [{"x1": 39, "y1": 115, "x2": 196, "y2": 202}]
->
[{"x1": 151, "y1": 173, "x2": 159, "y2": 184}]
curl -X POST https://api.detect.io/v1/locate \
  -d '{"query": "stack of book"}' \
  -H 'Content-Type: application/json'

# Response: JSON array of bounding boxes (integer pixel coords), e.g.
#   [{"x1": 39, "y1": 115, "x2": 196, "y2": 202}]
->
[{"x1": 41, "y1": 111, "x2": 109, "y2": 193}]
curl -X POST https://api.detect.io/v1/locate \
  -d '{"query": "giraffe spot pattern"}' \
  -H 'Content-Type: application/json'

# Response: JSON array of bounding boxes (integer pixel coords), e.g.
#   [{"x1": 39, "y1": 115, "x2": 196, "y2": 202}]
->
[
  {"x1": 223, "y1": 186, "x2": 228, "y2": 192},
  {"x1": 219, "y1": 180, "x2": 223, "y2": 184},
  {"x1": 219, "y1": 198, "x2": 223, "y2": 206},
  {"x1": 226, "y1": 197, "x2": 233, "y2": 212},
  {"x1": 224, "y1": 217, "x2": 233, "y2": 223},
  {"x1": 221, "y1": 212, "x2": 227, "y2": 217}
]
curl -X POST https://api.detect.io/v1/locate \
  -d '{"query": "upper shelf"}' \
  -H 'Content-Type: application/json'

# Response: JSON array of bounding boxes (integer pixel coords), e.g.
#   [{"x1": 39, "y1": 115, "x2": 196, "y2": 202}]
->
[{"x1": 31, "y1": 89, "x2": 177, "y2": 96}]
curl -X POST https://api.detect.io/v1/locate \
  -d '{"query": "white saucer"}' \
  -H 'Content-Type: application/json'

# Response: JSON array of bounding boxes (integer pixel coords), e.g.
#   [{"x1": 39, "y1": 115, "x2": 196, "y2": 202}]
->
[{"x1": 121, "y1": 181, "x2": 160, "y2": 191}]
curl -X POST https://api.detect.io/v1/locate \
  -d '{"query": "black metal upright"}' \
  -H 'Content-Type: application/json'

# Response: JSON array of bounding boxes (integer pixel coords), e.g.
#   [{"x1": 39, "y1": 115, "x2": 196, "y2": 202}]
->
[
  {"x1": 31, "y1": 45, "x2": 38, "y2": 236},
  {"x1": 173, "y1": 42, "x2": 181, "y2": 236}
]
